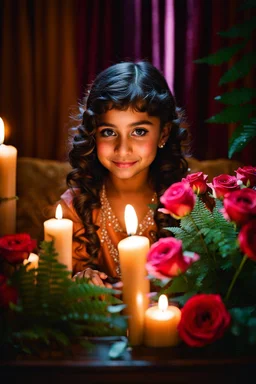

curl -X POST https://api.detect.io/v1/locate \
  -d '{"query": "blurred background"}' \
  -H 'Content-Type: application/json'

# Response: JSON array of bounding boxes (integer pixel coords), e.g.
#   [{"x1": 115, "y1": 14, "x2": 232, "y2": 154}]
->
[{"x1": 0, "y1": 0, "x2": 255, "y2": 163}]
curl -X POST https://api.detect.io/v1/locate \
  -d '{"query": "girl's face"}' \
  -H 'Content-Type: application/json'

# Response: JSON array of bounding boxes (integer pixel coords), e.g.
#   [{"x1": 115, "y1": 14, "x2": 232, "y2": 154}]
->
[{"x1": 95, "y1": 108, "x2": 166, "y2": 182}]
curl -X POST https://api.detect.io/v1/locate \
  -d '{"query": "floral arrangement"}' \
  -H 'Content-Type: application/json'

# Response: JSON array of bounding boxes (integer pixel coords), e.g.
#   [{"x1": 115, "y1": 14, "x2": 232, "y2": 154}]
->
[
  {"x1": 0, "y1": 236, "x2": 126, "y2": 355},
  {"x1": 146, "y1": 165, "x2": 256, "y2": 348}
]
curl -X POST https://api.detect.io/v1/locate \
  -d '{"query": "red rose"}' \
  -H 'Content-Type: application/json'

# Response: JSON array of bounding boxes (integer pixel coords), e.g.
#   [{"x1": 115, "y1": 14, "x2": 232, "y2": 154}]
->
[
  {"x1": 0, "y1": 233, "x2": 37, "y2": 264},
  {"x1": 0, "y1": 274, "x2": 18, "y2": 309},
  {"x1": 146, "y1": 237, "x2": 199, "y2": 279},
  {"x1": 238, "y1": 220, "x2": 256, "y2": 261},
  {"x1": 182, "y1": 172, "x2": 208, "y2": 194},
  {"x1": 159, "y1": 182, "x2": 196, "y2": 219},
  {"x1": 178, "y1": 294, "x2": 231, "y2": 347},
  {"x1": 235, "y1": 166, "x2": 256, "y2": 188},
  {"x1": 208, "y1": 174, "x2": 240, "y2": 199},
  {"x1": 223, "y1": 188, "x2": 256, "y2": 226}
]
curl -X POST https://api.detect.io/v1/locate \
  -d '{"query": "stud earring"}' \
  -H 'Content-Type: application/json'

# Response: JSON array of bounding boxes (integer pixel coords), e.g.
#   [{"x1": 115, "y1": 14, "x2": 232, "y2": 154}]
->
[{"x1": 158, "y1": 142, "x2": 165, "y2": 148}]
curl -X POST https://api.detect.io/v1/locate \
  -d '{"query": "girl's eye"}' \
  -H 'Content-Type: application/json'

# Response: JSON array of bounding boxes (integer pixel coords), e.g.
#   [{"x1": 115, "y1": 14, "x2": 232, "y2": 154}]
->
[
  {"x1": 132, "y1": 128, "x2": 148, "y2": 137},
  {"x1": 100, "y1": 128, "x2": 116, "y2": 137}
]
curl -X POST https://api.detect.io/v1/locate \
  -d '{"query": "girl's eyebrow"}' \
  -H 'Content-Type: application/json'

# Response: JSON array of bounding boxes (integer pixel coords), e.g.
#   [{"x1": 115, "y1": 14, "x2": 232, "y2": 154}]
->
[{"x1": 97, "y1": 120, "x2": 154, "y2": 128}]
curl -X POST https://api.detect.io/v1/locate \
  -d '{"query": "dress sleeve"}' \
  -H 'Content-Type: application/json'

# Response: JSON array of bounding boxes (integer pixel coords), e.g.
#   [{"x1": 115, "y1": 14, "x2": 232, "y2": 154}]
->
[{"x1": 60, "y1": 189, "x2": 100, "y2": 275}]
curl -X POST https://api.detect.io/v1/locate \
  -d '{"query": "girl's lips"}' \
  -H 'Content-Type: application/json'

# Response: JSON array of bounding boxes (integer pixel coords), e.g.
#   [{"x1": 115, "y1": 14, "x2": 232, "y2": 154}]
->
[{"x1": 112, "y1": 161, "x2": 137, "y2": 168}]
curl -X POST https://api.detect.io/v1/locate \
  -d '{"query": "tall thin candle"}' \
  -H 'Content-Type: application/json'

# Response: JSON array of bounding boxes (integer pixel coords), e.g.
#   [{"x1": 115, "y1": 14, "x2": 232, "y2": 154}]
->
[
  {"x1": 117, "y1": 204, "x2": 150, "y2": 346},
  {"x1": 0, "y1": 118, "x2": 17, "y2": 236}
]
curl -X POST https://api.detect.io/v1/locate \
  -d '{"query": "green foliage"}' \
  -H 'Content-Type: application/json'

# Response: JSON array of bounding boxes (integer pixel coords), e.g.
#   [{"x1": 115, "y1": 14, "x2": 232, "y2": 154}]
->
[
  {"x1": 195, "y1": 0, "x2": 256, "y2": 158},
  {"x1": 228, "y1": 119, "x2": 256, "y2": 158},
  {"x1": 165, "y1": 196, "x2": 254, "y2": 304},
  {"x1": 214, "y1": 88, "x2": 256, "y2": 105},
  {"x1": 161, "y1": 192, "x2": 256, "y2": 346},
  {"x1": 229, "y1": 306, "x2": 256, "y2": 344},
  {"x1": 1, "y1": 241, "x2": 127, "y2": 355}
]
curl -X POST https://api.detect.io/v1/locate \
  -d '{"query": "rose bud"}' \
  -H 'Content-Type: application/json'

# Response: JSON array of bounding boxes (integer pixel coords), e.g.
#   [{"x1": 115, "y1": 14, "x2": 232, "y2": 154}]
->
[
  {"x1": 0, "y1": 274, "x2": 18, "y2": 309},
  {"x1": 146, "y1": 237, "x2": 199, "y2": 279},
  {"x1": 182, "y1": 172, "x2": 208, "y2": 195},
  {"x1": 238, "y1": 220, "x2": 256, "y2": 261},
  {"x1": 159, "y1": 182, "x2": 196, "y2": 219},
  {"x1": 178, "y1": 294, "x2": 231, "y2": 347},
  {"x1": 235, "y1": 166, "x2": 256, "y2": 188},
  {"x1": 207, "y1": 174, "x2": 240, "y2": 199},
  {"x1": 223, "y1": 188, "x2": 256, "y2": 226}
]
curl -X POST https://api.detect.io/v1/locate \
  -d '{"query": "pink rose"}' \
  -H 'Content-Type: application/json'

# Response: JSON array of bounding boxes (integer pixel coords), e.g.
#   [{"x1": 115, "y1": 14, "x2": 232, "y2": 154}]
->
[
  {"x1": 223, "y1": 188, "x2": 256, "y2": 226},
  {"x1": 178, "y1": 294, "x2": 231, "y2": 347},
  {"x1": 182, "y1": 172, "x2": 208, "y2": 194},
  {"x1": 235, "y1": 166, "x2": 256, "y2": 188},
  {"x1": 146, "y1": 237, "x2": 199, "y2": 279},
  {"x1": 238, "y1": 220, "x2": 256, "y2": 261},
  {"x1": 208, "y1": 174, "x2": 240, "y2": 199},
  {"x1": 0, "y1": 233, "x2": 37, "y2": 264},
  {"x1": 0, "y1": 274, "x2": 18, "y2": 309},
  {"x1": 159, "y1": 182, "x2": 196, "y2": 219}
]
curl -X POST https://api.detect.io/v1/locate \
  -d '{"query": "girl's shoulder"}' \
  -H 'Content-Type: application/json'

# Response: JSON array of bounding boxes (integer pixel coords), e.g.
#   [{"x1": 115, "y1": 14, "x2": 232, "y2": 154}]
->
[
  {"x1": 60, "y1": 188, "x2": 101, "y2": 224},
  {"x1": 61, "y1": 187, "x2": 81, "y2": 209}
]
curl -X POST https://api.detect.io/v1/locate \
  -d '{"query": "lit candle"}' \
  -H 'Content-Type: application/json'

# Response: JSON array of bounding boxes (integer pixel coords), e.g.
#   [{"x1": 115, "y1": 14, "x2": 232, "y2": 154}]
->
[
  {"x1": 117, "y1": 204, "x2": 150, "y2": 346},
  {"x1": 144, "y1": 294, "x2": 181, "y2": 347},
  {"x1": 44, "y1": 204, "x2": 73, "y2": 271},
  {"x1": 0, "y1": 117, "x2": 17, "y2": 236},
  {"x1": 23, "y1": 253, "x2": 39, "y2": 270}
]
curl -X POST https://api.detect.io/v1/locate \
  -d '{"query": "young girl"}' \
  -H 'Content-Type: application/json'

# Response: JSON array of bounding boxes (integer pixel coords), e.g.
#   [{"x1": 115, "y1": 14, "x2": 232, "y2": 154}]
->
[{"x1": 61, "y1": 61, "x2": 188, "y2": 287}]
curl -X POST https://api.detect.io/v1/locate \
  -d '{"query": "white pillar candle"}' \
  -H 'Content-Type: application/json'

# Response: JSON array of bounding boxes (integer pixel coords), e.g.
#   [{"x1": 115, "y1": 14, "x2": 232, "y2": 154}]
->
[
  {"x1": 0, "y1": 118, "x2": 17, "y2": 236},
  {"x1": 23, "y1": 252, "x2": 39, "y2": 270},
  {"x1": 117, "y1": 204, "x2": 150, "y2": 346},
  {"x1": 144, "y1": 294, "x2": 181, "y2": 347},
  {"x1": 44, "y1": 204, "x2": 73, "y2": 271}
]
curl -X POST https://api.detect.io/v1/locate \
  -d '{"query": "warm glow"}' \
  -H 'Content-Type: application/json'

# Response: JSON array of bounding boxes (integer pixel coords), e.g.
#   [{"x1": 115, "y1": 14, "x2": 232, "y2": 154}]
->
[
  {"x1": 0, "y1": 117, "x2": 4, "y2": 144},
  {"x1": 136, "y1": 292, "x2": 143, "y2": 306},
  {"x1": 158, "y1": 295, "x2": 168, "y2": 311},
  {"x1": 55, "y1": 204, "x2": 63, "y2": 219},
  {"x1": 124, "y1": 204, "x2": 138, "y2": 235},
  {"x1": 23, "y1": 253, "x2": 39, "y2": 269}
]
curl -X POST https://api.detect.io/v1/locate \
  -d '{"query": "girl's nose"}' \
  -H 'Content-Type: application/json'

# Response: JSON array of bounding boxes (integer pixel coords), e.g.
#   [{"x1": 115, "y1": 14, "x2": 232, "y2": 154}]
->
[{"x1": 114, "y1": 137, "x2": 132, "y2": 155}]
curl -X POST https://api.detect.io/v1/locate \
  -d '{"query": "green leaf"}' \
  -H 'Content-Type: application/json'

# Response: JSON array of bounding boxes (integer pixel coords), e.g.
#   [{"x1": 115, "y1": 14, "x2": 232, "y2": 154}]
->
[
  {"x1": 194, "y1": 42, "x2": 245, "y2": 65},
  {"x1": 214, "y1": 88, "x2": 256, "y2": 105},
  {"x1": 219, "y1": 15, "x2": 256, "y2": 38},
  {"x1": 167, "y1": 275, "x2": 188, "y2": 293},
  {"x1": 107, "y1": 304, "x2": 126, "y2": 313},
  {"x1": 108, "y1": 339, "x2": 128, "y2": 359},
  {"x1": 228, "y1": 120, "x2": 256, "y2": 158},
  {"x1": 206, "y1": 105, "x2": 256, "y2": 124},
  {"x1": 239, "y1": 0, "x2": 256, "y2": 11},
  {"x1": 219, "y1": 53, "x2": 256, "y2": 85}
]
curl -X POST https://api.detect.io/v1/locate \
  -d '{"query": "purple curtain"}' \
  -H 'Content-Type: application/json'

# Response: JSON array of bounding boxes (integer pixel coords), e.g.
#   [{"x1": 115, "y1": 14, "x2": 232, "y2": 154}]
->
[{"x1": 0, "y1": 0, "x2": 254, "y2": 162}]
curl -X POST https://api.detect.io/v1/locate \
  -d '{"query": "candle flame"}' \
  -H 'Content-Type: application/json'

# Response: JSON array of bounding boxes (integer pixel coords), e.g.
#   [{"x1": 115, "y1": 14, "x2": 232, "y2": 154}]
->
[
  {"x1": 158, "y1": 294, "x2": 168, "y2": 311},
  {"x1": 124, "y1": 204, "x2": 138, "y2": 235},
  {"x1": 0, "y1": 117, "x2": 4, "y2": 144},
  {"x1": 55, "y1": 204, "x2": 63, "y2": 219}
]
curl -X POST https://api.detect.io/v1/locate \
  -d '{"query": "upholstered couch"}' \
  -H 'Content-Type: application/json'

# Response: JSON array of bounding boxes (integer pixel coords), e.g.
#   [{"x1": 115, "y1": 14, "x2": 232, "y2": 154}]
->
[{"x1": 16, "y1": 156, "x2": 242, "y2": 242}]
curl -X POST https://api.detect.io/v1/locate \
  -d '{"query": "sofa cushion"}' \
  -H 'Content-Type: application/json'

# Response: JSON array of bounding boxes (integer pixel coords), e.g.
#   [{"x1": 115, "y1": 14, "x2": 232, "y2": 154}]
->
[{"x1": 16, "y1": 156, "x2": 242, "y2": 242}]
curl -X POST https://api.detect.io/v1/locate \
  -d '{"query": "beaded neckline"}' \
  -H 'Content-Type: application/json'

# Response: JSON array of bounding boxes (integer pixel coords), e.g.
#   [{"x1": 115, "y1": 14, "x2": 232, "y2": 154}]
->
[{"x1": 99, "y1": 184, "x2": 157, "y2": 276}]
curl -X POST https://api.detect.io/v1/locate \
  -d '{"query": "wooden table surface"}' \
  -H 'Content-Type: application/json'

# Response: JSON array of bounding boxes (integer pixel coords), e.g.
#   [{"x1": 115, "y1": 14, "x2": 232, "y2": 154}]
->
[{"x1": 1, "y1": 337, "x2": 256, "y2": 384}]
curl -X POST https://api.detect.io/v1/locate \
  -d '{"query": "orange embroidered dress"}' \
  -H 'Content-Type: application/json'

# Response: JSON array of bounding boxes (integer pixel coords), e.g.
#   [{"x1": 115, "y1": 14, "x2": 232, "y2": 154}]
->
[{"x1": 60, "y1": 185, "x2": 157, "y2": 278}]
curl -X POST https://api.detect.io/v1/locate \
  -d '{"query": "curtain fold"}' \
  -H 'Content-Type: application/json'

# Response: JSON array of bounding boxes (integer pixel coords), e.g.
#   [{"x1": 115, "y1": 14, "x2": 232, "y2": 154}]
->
[
  {"x1": 0, "y1": 0, "x2": 254, "y2": 163},
  {"x1": 0, "y1": 0, "x2": 78, "y2": 160}
]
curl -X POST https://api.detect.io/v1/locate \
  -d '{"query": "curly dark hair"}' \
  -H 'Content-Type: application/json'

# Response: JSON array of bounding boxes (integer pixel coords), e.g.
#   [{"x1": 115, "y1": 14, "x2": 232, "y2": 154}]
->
[{"x1": 67, "y1": 61, "x2": 189, "y2": 261}]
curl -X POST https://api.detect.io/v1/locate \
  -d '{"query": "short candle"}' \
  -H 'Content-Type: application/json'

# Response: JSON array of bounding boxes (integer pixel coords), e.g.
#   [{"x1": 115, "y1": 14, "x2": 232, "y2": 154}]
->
[
  {"x1": 144, "y1": 294, "x2": 181, "y2": 347},
  {"x1": 44, "y1": 204, "x2": 73, "y2": 271},
  {"x1": 23, "y1": 253, "x2": 39, "y2": 270}
]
